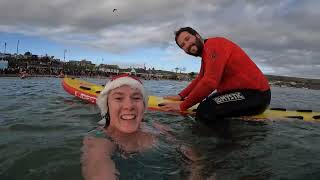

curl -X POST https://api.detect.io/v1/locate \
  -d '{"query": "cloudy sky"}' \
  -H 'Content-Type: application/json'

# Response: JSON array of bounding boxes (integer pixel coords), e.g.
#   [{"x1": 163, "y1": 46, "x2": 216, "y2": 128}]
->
[{"x1": 0, "y1": 0, "x2": 319, "y2": 79}]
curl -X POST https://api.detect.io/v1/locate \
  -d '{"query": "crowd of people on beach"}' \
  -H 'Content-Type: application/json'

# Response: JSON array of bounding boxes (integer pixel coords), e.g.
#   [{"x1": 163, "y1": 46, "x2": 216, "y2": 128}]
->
[
  {"x1": 0, "y1": 67, "x2": 66, "y2": 78},
  {"x1": 0, "y1": 66, "x2": 109, "y2": 78}
]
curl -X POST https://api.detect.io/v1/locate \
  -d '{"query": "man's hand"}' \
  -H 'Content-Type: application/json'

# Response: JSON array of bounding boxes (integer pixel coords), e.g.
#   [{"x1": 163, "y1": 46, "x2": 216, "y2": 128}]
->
[
  {"x1": 164, "y1": 95, "x2": 182, "y2": 101},
  {"x1": 158, "y1": 102, "x2": 182, "y2": 112}
]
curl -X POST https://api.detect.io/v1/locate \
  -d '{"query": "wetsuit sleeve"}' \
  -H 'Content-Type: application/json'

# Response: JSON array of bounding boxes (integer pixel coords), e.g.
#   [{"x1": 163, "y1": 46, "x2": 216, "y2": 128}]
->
[
  {"x1": 178, "y1": 63, "x2": 204, "y2": 99},
  {"x1": 180, "y1": 40, "x2": 232, "y2": 111}
]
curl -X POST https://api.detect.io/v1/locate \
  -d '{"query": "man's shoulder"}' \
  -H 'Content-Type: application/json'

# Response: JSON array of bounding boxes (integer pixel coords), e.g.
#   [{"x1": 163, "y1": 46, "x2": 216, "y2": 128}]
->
[
  {"x1": 207, "y1": 37, "x2": 232, "y2": 43},
  {"x1": 204, "y1": 37, "x2": 234, "y2": 49}
]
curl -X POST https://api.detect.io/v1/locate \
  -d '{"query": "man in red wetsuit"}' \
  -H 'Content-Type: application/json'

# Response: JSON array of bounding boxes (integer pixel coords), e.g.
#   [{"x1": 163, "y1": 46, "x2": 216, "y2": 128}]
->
[{"x1": 160, "y1": 27, "x2": 271, "y2": 123}]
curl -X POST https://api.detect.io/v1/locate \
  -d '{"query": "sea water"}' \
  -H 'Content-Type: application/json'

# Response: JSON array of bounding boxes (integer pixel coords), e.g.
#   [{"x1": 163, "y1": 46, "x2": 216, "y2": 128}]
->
[{"x1": 0, "y1": 77, "x2": 320, "y2": 180}]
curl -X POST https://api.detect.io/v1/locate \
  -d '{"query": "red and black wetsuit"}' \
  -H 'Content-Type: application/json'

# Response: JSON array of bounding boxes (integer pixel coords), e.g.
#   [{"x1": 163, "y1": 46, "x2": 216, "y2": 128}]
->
[{"x1": 178, "y1": 37, "x2": 271, "y2": 122}]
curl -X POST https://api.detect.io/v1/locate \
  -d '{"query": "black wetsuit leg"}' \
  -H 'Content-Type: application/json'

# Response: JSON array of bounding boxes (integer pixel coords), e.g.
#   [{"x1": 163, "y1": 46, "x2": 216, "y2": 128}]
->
[{"x1": 196, "y1": 89, "x2": 271, "y2": 123}]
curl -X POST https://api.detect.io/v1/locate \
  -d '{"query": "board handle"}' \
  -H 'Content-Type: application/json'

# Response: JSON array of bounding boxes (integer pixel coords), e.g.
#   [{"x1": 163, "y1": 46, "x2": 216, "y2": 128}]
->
[{"x1": 79, "y1": 86, "x2": 91, "y2": 90}]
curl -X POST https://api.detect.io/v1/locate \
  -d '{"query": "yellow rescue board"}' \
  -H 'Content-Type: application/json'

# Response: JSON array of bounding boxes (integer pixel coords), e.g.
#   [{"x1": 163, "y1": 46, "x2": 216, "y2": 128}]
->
[{"x1": 62, "y1": 77, "x2": 320, "y2": 121}]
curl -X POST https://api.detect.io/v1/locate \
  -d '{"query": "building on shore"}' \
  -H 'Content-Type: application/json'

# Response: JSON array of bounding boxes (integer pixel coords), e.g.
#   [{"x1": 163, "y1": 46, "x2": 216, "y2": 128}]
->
[
  {"x1": 0, "y1": 60, "x2": 8, "y2": 70},
  {"x1": 98, "y1": 64, "x2": 120, "y2": 75}
]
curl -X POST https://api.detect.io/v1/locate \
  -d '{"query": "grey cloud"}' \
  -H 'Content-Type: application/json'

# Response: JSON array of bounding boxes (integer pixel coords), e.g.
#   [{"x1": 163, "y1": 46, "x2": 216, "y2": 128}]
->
[{"x1": 0, "y1": 0, "x2": 319, "y2": 78}]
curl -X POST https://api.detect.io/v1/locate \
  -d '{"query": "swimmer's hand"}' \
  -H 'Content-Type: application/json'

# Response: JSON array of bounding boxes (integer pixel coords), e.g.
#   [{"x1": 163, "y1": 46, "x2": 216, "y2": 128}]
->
[{"x1": 179, "y1": 144, "x2": 201, "y2": 162}]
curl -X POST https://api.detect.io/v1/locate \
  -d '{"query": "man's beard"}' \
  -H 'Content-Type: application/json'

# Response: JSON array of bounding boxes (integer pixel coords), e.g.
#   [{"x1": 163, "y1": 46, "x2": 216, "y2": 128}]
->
[{"x1": 186, "y1": 37, "x2": 203, "y2": 57}]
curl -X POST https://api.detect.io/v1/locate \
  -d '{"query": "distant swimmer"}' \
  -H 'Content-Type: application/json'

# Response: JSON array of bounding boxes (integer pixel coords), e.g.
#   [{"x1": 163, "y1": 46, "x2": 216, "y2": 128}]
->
[{"x1": 113, "y1": 8, "x2": 117, "y2": 12}]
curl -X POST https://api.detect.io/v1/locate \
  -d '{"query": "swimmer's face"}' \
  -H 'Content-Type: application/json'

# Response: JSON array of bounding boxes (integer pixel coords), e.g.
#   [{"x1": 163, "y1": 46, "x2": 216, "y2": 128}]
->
[{"x1": 107, "y1": 85, "x2": 145, "y2": 133}]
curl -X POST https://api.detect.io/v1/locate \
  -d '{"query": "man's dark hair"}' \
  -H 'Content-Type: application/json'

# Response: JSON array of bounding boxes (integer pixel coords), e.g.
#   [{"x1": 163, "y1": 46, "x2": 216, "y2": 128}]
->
[{"x1": 174, "y1": 27, "x2": 199, "y2": 47}]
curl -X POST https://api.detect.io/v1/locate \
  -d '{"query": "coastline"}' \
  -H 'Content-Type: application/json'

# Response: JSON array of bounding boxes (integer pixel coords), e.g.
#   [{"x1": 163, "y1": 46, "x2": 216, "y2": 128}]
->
[
  {"x1": 266, "y1": 75, "x2": 320, "y2": 90},
  {"x1": 1, "y1": 74, "x2": 319, "y2": 90}
]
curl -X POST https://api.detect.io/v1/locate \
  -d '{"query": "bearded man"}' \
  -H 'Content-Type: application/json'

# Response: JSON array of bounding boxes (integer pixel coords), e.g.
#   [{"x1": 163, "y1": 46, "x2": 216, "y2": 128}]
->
[{"x1": 160, "y1": 27, "x2": 271, "y2": 124}]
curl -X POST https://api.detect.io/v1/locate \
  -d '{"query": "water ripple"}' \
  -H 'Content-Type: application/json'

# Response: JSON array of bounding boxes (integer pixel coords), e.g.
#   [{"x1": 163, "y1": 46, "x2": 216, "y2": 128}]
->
[{"x1": 0, "y1": 77, "x2": 320, "y2": 179}]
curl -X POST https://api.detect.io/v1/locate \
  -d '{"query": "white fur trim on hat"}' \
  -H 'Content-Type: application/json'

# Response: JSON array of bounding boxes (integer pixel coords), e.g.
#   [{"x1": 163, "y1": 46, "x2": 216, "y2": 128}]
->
[{"x1": 96, "y1": 76, "x2": 148, "y2": 117}]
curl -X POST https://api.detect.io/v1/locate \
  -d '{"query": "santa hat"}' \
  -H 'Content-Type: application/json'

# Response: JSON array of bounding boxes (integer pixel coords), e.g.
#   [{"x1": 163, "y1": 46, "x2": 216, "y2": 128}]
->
[{"x1": 96, "y1": 74, "x2": 148, "y2": 119}]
